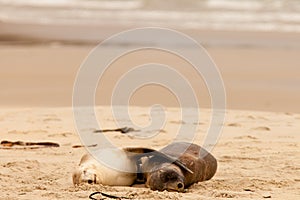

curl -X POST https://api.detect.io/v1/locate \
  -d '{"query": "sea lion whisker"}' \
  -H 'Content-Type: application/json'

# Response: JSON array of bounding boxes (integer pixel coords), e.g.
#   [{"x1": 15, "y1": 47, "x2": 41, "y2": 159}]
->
[{"x1": 93, "y1": 174, "x2": 97, "y2": 184}]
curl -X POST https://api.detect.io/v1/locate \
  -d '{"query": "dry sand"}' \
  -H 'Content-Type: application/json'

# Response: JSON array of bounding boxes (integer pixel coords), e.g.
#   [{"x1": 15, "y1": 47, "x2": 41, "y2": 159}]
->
[
  {"x1": 0, "y1": 29, "x2": 300, "y2": 199},
  {"x1": 0, "y1": 107, "x2": 299, "y2": 199}
]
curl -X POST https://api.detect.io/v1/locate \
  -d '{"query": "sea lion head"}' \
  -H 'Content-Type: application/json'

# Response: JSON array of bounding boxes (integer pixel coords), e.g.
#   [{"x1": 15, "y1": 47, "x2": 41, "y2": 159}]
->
[
  {"x1": 72, "y1": 154, "x2": 101, "y2": 185},
  {"x1": 72, "y1": 163, "x2": 100, "y2": 185},
  {"x1": 147, "y1": 163, "x2": 185, "y2": 192}
]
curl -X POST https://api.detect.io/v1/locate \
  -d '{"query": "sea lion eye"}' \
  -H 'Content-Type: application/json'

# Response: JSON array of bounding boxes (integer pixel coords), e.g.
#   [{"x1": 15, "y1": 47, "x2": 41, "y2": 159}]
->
[
  {"x1": 177, "y1": 183, "x2": 183, "y2": 189},
  {"x1": 87, "y1": 179, "x2": 93, "y2": 184},
  {"x1": 160, "y1": 173, "x2": 169, "y2": 183}
]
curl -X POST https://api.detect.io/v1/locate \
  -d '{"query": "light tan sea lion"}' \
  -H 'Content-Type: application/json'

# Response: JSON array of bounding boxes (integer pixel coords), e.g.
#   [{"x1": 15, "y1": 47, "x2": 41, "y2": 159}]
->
[{"x1": 72, "y1": 148, "x2": 137, "y2": 186}]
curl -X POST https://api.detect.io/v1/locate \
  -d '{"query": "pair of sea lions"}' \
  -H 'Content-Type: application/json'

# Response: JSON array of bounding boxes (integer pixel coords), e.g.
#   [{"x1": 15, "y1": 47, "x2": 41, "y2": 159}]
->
[{"x1": 73, "y1": 142, "x2": 217, "y2": 192}]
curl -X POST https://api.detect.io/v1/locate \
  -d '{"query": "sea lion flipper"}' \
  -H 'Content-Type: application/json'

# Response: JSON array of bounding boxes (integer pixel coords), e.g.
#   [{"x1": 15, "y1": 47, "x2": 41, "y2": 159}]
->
[
  {"x1": 123, "y1": 147, "x2": 157, "y2": 154},
  {"x1": 123, "y1": 147, "x2": 193, "y2": 174},
  {"x1": 171, "y1": 158, "x2": 194, "y2": 174}
]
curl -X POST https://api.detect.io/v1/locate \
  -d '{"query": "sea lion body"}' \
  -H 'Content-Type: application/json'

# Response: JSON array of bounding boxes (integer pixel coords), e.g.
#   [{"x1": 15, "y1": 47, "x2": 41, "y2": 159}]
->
[
  {"x1": 142, "y1": 142, "x2": 217, "y2": 192},
  {"x1": 73, "y1": 148, "x2": 137, "y2": 186}
]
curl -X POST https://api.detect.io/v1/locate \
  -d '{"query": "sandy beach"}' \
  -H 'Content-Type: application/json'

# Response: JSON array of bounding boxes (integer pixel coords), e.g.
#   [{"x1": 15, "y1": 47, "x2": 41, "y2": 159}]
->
[
  {"x1": 0, "y1": 40, "x2": 299, "y2": 199},
  {"x1": 1, "y1": 0, "x2": 300, "y2": 199},
  {"x1": 0, "y1": 107, "x2": 299, "y2": 199}
]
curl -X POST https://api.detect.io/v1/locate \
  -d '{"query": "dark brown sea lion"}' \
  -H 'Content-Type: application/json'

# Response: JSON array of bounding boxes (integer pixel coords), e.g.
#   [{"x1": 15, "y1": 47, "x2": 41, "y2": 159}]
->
[{"x1": 141, "y1": 142, "x2": 217, "y2": 192}]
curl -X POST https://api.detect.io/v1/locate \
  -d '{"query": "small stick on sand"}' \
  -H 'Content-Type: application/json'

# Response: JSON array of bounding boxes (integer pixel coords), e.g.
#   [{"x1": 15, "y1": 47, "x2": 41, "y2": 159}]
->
[
  {"x1": 93, "y1": 127, "x2": 138, "y2": 134},
  {"x1": 72, "y1": 144, "x2": 97, "y2": 148}
]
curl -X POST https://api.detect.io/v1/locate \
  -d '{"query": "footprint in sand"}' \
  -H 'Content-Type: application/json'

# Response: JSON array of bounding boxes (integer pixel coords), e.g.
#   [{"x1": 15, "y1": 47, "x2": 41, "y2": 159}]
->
[
  {"x1": 212, "y1": 191, "x2": 236, "y2": 198},
  {"x1": 227, "y1": 123, "x2": 242, "y2": 127},
  {"x1": 8, "y1": 130, "x2": 48, "y2": 134},
  {"x1": 234, "y1": 135, "x2": 258, "y2": 140},
  {"x1": 43, "y1": 118, "x2": 62, "y2": 122},
  {"x1": 48, "y1": 132, "x2": 73, "y2": 138},
  {"x1": 247, "y1": 115, "x2": 256, "y2": 120},
  {"x1": 251, "y1": 126, "x2": 271, "y2": 131},
  {"x1": 221, "y1": 155, "x2": 260, "y2": 161},
  {"x1": 8, "y1": 130, "x2": 27, "y2": 134},
  {"x1": 170, "y1": 120, "x2": 186, "y2": 124},
  {"x1": 193, "y1": 122, "x2": 206, "y2": 125},
  {"x1": 247, "y1": 115, "x2": 269, "y2": 121}
]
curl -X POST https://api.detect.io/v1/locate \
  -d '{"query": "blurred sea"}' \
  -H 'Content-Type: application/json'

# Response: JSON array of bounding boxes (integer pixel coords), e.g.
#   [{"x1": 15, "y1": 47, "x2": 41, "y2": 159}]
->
[
  {"x1": 0, "y1": 0, "x2": 300, "y2": 48},
  {"x1": 1, "y1": 0, "x2": 300, "y2": 32}
]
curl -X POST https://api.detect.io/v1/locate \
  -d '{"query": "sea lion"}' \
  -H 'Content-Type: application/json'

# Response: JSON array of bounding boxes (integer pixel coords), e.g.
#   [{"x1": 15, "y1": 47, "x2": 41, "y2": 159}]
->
[
  {"x1": 141, "y1": 142, "x2": 217, "y2": 192},
  {"x1": 72, "y1": 147, "x2": 191, "y2": 186},
  {"x1": 72, "y1": 148, "x2": 137, "y2": 186}
]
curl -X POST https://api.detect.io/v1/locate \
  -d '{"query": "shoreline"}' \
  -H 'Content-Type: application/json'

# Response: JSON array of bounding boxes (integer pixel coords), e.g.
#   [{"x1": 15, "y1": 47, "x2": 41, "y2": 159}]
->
[{"x1": 1, "y1": 21, "x2": 300, "y2": 48}]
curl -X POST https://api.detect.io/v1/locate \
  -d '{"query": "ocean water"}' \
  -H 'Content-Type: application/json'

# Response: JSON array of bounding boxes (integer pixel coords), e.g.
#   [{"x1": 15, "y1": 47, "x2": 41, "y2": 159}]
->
[{"x1": 1, "y1": 0, "x2": 300, "y2": 33}]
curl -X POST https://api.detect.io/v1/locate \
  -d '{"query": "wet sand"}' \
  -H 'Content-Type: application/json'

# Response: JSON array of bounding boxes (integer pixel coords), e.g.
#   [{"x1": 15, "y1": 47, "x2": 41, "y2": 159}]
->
[{"x1": 0, "y1": 41, "x2": 299, "y2": 112}]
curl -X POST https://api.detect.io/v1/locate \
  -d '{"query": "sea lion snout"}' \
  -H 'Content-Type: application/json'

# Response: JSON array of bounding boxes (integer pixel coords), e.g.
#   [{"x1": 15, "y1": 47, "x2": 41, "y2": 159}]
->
[
  {"x1": 165, "y1": 180, "x2": 185, "y2": 192},
  {"x1": 72, "y1": 167, "x2": 99, "y2": 185}
]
